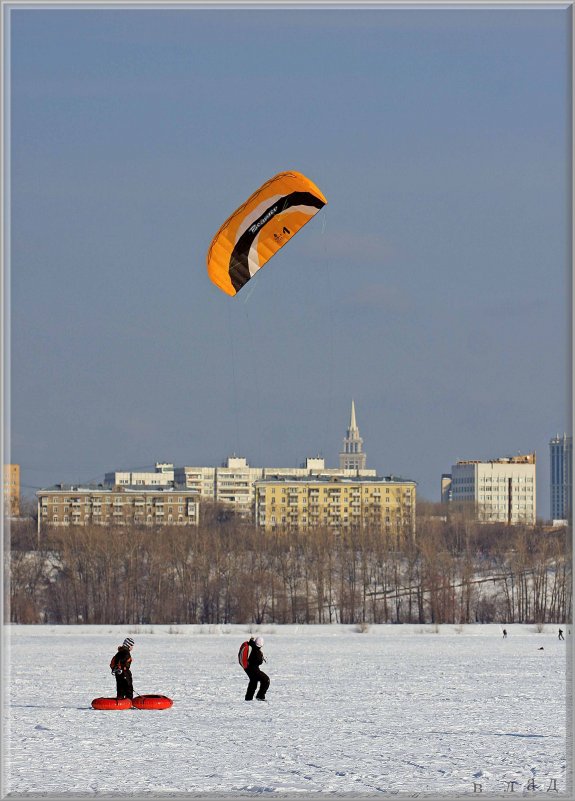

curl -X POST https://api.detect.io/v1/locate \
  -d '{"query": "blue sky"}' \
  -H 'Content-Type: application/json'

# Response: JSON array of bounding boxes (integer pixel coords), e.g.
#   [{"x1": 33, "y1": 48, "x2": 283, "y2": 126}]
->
[{"x1": 8, "y1": 6, "x2": 571, "y2": 515}]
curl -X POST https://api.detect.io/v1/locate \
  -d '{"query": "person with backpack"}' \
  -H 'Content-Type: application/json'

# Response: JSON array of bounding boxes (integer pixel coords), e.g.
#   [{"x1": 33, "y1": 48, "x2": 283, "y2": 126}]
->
[
  {"x1": 110, "y1": 637, "x2": 135, "y2": 700},
  {"x1": 239, "y1": 636, "x2": 270, "y2": 701}
]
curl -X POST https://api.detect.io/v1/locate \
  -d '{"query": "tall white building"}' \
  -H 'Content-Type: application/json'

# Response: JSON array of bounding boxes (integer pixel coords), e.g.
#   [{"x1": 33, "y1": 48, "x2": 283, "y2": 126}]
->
[
  {"x1": 550, "y1": 434, "x2": 572, "y2": 522},
  {"x1": 339, "y1": 400, "x2": 367, "y2": 471},
  {"x1": 447, "y1": 453, "x2": 536, "y2": 525},
  {"x1": 174, "y1": 455, "x2": 376, "y2": 514},
  {"x1": 104, "y1": 462, "x2": 174, "y2": 487},
  {"x1": 440, "y1": 474, "x2": 452, "y2": 504}
]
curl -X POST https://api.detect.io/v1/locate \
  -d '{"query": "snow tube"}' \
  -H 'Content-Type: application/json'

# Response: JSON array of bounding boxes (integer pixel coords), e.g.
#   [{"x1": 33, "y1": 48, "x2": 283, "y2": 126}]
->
[
  {"x1": 91, "y1": 697, "x2": 133, "y2": 710},
  {"x1": 132, "y1": 694, "x2": 173, "y2": 710}
]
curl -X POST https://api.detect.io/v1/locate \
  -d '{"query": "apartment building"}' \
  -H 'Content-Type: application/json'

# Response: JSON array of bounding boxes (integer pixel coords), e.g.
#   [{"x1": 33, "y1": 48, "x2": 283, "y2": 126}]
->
[
  {"x1": 254, "y1": 474, "x2": 416, "y2": 539},
  {"x1": 104, "y1": 462, "x2": 174, "y2": 487},
  {"x1": 3, "y1": 463, "x2": 20, "y2": 517},
  {"x1": 174, "y1": 456, "x2": 377, "y2": 514},
  {"x1": 446, "y1": 453, "x2": 536, "y2": 525},
  {"x1": 36, "y1": 484, "x2": 199, "y2": 532}
]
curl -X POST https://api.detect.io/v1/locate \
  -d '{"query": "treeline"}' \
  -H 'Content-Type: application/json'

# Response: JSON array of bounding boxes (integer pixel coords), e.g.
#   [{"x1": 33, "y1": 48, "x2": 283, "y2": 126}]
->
[{"x1": 8, "y1": 503, "x2": 572, "y2": 625}]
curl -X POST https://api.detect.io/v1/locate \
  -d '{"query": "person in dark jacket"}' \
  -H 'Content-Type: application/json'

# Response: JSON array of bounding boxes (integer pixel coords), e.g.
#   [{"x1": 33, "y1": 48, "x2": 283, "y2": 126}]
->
[
  {"x1": 244, "y1": 636, "x2": 269, "y2": 701},
  {"x1": 110, "y1": 637, "x2": 134, "y2": 700}
]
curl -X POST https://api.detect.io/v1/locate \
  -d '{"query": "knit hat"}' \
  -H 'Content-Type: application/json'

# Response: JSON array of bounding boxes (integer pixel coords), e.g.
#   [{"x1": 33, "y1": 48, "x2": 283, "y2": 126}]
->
[
  {"x1": 123, "y1": 637, "x2": 135, "y2": 648},
  {"x1": 254, "y1": 636, "x2": 264, "y2": 648}
]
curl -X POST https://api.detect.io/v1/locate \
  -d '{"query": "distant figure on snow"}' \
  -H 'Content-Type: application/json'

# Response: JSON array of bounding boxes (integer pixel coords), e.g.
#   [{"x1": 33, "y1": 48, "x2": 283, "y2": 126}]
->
[
  {"x1": 558, "y1": 628, "x2": 564, "y2": 640},
  {"x1": 502, "y1": 629, "x2": 507, "y2": 638},
  {"x1": 110, "y1": 637, "x2": 135, "y2": 700},
  {"x1": 244, "y1": 636, "x2": 270, "y2": 702}
]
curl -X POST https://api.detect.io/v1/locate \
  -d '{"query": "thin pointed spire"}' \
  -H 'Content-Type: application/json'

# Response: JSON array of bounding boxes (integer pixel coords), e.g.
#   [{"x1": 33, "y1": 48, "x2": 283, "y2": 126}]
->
[
  {"x1": 350, "y1": 399, "x2": 357, "y2": 432},
  {"x1": 339, "y1": 399, "x2": 366, "y2": 471}
]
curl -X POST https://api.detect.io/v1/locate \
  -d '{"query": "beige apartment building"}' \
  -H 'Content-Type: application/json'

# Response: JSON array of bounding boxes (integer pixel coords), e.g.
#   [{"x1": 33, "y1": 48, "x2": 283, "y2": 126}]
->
[
  {"x1": 104, "y1": 462, "x2": 175, "y2": 486},
  {"x1": 254, "y1": 475, "x2": 416, "y2": 539},
  {"x1": 173, "y1": 456, "x2": 377, "y2": 515},
  {"x1": 445, "y1": 453, "x2": 536, "y2": 525},
  {"x1": 36, "y1": 484, "x2": 199, "y2": 533},
  {"x1": 3, "y1": 464, "x2": 20, "y2": 517}
]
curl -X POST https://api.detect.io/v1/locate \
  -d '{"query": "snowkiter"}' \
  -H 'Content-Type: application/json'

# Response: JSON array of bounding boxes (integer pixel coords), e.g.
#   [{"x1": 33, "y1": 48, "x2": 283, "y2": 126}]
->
[
  {"x1": 244, "y1": 636, "x2": 270, "y2": 701},
  {"x1": 110, "y1": 637, "x2": 134, "y2": 700},
  {"x1": 559, "y1": 628, "x2": 564, "y2": 640}
]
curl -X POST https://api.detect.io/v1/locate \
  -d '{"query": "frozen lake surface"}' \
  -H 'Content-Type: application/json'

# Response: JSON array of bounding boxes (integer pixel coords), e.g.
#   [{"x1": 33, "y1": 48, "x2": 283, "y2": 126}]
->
[{"x1": 3, "y1": 623, "x2": 570, "y2": 797}]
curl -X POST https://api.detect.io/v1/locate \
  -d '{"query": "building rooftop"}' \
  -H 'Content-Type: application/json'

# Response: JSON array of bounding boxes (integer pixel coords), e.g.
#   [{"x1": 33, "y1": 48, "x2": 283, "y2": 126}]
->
[
  {"x1": 456, "y1": 453, "x2": 536, "y2": 465},
  {"x1": 37, "y1": 483, "x2": 199, "y2": 494},
  {"x1": 255, "y1": 474, "x2": 416, "y2": 486}
]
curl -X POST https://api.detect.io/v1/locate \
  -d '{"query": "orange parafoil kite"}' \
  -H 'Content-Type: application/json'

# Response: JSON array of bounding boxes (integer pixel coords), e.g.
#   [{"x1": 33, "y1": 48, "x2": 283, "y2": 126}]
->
[{"x1": 206, "y1": 171, "x2": 327, "y2": 296}]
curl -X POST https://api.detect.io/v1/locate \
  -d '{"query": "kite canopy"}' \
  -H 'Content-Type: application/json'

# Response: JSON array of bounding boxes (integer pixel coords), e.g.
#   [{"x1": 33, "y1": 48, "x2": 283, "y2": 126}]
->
[{"x1": 206, "y1": 171, "x2": 327, "y2": 296}]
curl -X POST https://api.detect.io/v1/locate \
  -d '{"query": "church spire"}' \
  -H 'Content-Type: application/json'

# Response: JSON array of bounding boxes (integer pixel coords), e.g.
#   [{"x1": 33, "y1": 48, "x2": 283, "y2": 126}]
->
[
  {"x1": 339, "y1": 400, "x2": 367, "y2": 471},
  {"x1": 349, "y1": 399, "x2": 357, "y2": 432}
]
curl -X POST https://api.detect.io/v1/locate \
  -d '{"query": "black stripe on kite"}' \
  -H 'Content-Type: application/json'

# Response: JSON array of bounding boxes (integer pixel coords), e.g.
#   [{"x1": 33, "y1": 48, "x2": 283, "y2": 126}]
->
[{"x1": 229, "y1": 191, "x2": 325, "y2": 293}]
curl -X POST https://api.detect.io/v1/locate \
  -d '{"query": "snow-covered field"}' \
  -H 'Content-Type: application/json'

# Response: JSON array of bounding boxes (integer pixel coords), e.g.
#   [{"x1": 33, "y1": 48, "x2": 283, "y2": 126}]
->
[{"x1": 3, "y1": 624, "x2": 570, "y2": 797}]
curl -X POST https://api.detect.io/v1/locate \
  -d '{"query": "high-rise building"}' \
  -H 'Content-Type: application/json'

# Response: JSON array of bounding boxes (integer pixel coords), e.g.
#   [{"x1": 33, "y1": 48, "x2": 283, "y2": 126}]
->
[
  {"x1": 104, "y1": 462, "x2": 174, "y2": 487},
  {"x1": 3, "y1": 464, "x2": 20, "y2": 517},
  {"x1": 440, "y1": 474, "x2": 452, "y2": 504},
  {"x1": 550, "y1": 434, "x2": 572, "y2": 521},
  {"x1": 445, "y1": 453, "x2": 536, "y2": 525},
  {"x1": 339, "y1": 400, "x2": 367, "y2": 471}
]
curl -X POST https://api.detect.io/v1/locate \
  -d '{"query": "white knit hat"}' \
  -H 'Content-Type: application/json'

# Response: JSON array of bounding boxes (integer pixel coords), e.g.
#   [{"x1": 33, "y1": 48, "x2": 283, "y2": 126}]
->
[
  {"x1": 123, "y1": 637, "x2": 135, "y2": 648},
  {"x1": 254, "y1": 636, "x2": 264, "y2": 647}
]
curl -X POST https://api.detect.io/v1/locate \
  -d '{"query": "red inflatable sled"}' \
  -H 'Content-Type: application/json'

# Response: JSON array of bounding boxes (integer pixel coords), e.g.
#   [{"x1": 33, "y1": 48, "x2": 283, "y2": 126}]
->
[
  {"x1": 132, "y1": 694, "x2": 173, "y2": 710},
  {"x1": 91, "y1": 697, "x2": 133, "y2": 710}
]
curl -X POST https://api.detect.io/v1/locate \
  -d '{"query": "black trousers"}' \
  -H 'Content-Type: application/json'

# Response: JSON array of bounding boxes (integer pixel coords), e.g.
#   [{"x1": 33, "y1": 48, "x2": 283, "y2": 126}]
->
[
  {"x1": 244, "y1": 667, "x2": 270, "y2": 700},
  {"x1": 115, "y1": 671, "x2": 134, "y2": 700}
]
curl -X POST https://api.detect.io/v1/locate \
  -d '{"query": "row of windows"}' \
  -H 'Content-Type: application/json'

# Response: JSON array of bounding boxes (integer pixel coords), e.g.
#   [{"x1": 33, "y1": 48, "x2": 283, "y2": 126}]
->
[
  {"x1": 478, "y1": 490, "x2": 533, "y2": 501},
  {"x1": 44, "y1": 504, "x2": 193, "y2": 512},
  {"x1": 267, "y1": 515, "x2": 400, "y2": 524},
  {"x1": 267, "y1": 487, "x2": 411, "y2": 495},
  {"x1": 51, "y1": 515, "x2": 192, "y2": 523},
  {"x1": 42, "y1": 509, "x2": 195, "y2": 523},
  {"x1": 267, "y1": 504, "x2": 406, "y2": 511},
  {"x1": 454, "y1": 477, "x2": 534, "y2": 485},
  {"x1": 44, "y1": 496, "x2": 191, "y2": 504},
  {"x1": 479, "y1": 503, "x2": 534, "y2": 510}
]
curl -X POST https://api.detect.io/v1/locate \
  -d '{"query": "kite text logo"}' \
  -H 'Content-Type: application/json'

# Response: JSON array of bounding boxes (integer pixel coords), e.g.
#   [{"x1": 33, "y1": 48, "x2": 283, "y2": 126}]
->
[{"x1": 249, "y1": 206, "x2": 278, "y2": 234}]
